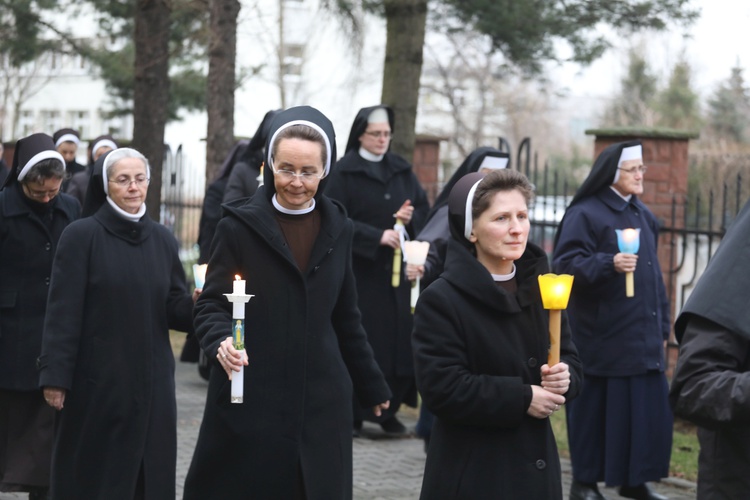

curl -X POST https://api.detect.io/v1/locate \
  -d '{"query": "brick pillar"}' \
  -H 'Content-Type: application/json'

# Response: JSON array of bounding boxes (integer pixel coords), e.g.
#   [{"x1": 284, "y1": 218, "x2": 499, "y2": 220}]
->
[
  {"x1": 412, "y1": 135, "x2": 443, "y2": 206},
  {"x1": 587, "y1": 128, "x2": 698, "y2": 377}
]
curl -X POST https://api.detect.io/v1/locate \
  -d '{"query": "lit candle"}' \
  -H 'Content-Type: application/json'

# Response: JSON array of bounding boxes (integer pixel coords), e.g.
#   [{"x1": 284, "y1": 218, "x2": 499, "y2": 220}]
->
[
  {"x1": 615, "y1": 228, "x2": 641, "y2": 298},
  {"x1": 538, "y1": 273, "x2": 574, "y2": 366},
  {"x1": 224, "y1": 274, "x2": 254, "y2": 403},
  {"x1": 403, "y1": 240, "x2": 430, "y2": 313},
  {"x1": 232, "y1": 275, "x2": 246, "y2": 297}
]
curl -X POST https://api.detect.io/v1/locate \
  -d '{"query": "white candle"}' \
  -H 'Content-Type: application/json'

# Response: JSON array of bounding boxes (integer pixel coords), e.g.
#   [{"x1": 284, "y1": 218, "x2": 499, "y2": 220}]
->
[{"x1": 233, "y1": 276, "x2": 246, "y2": 295}]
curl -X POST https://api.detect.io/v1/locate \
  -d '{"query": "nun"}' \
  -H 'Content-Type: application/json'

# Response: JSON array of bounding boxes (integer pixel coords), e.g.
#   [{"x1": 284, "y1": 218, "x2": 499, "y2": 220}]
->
[
  {"x1": 52, "y1": 128, "x2": 86, "y2": 190},
  {"x1": 65, "y1": 134, "x2": 119, "y2": 206},
  {"x1": 552, "y1": 140, "x2": 672, "y2": 500},
  {"x1": 38, "y1": 148, "x2": 196, "y2": 499},
  {"x1": 183, "y1": 106, "x2": 391, "y2": 499},
  {"x1": 0, "y1": 133, "x2": 79, "y2": 500},
  {"x1": 669, "y1": 198, "x2": 750, "y2": 499},
  {"x1": 325, "y1": 105, "x2": 429, "y2": 434},
  {"x1": 222, "y1": 109, "x2": 281, "y2": 203},
  {"x1": 412, "y1": 169, "x2": 582, "y2": 499},
  {"x1": 407, "y1": 146, "x2": 509, "y2": 449}
]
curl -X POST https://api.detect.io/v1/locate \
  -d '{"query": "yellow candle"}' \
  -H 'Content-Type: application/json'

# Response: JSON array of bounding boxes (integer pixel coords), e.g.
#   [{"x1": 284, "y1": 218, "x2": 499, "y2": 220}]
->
[{"x1": 538, "y1": 274, "x2": 575, "y2": 366}]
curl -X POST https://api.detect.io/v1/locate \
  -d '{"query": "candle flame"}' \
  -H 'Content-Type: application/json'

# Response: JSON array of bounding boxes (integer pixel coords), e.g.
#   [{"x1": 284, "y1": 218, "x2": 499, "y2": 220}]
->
[
  {"x1": 235, "y1": 275, "x2": 241, "y2": 281},
  {"x1": 623, "y1": 228, "x2": 638, "y2": 242}
]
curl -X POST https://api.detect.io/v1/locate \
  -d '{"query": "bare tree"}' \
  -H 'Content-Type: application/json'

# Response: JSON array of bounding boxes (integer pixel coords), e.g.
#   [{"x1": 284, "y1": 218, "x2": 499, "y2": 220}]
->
[{"x1": 0, "y1": 53, "x2": 58, "y2": 139}]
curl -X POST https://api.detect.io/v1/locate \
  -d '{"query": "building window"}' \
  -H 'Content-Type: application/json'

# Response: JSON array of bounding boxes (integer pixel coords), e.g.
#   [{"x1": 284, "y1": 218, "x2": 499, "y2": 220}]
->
[
  {"x1": 282, "y1": 43, "x2": 304, "y2": 79},
  {"x1": 19, "y1": 110, "x2": 36, "y2": 137},
  {"x1": 69, "y1": 111, "x2": 90, "y2": 139},
  {"x1": 41, "y1": 110, "x2": 62, "y2": 135}
]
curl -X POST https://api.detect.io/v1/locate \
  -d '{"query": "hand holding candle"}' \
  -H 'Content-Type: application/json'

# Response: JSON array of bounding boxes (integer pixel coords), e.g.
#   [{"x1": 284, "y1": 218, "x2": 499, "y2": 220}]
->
[
  {"x1": 223, "y1": 275, "x2": 254, "y2": 403},
  {"x1": 615, "y1": 228, "x2": 640, "y2": 298},
  {"x1": 403, "y1": 240, "x2": 430, "y2": 313},
  {"x1": 538, "y1": 273, "x2": 574, "y2": 366}
]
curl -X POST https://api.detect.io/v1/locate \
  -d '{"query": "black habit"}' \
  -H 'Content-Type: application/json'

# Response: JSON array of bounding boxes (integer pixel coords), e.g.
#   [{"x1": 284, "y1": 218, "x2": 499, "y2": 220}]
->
[
  {"x1": 183, "y1": 106, "x2": 391, "y2": 500},
  {"x1": 0, "y1": 150, "x2": 79, "y2": 492},
  {"x1": 670, "y1": 199, "x2": 750, "y2": 499},
  {"x1": 38, "y1": 152, "x2": 194, "y2": 500},
  {"x1": 413, "y1": 239, "x2": 582, "y2": 499},
  {"x1": 325, "y1": 105, "x2": 429, "y2": 423}
]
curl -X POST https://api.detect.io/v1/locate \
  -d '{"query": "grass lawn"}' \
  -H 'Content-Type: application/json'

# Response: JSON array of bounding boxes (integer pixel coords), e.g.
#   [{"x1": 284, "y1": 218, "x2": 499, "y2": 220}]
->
[{"x1": 550, "y1": 410, "x2": 699, "y2": 482}]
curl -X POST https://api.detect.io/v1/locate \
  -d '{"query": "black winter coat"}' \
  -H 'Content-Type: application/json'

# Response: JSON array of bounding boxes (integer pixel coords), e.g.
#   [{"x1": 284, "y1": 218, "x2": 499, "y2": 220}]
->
[
  {"x1": 38, "y1": 203, "x2": 194, "y2": 500},
  {"x1": 325, "y1": 150, "x2": 429, "y2": 379},
  {"x1": 413, "y1": 240, "x2": 582, "y2": 499},
  {"x1": 670, "y1": 316, "x2": 750, "y2": 499},
  {"x1": 183, "y1": 190, "x2": 391, "y2": 500},
  {"x1": 0, "y1": 185, "x2": 79, "y2": 391}
]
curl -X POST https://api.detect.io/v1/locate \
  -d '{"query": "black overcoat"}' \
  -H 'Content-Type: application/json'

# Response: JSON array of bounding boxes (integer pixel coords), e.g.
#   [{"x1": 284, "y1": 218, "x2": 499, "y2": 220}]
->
[
  {"x1": 0, "y1": 185, "x2": 79, "y2": 391},
  {"x1": 183, "y1": 190, "x2": 391, "y2": 499},
  {"x1": 38, "y1": 203, "x2": 194, "y2": 500},
  {"x1": 413, "y1": 240, "x2": 582, "y2": 499},
  {"x1": 325, "y1": 150, "x2": 429, "y2": 380}
]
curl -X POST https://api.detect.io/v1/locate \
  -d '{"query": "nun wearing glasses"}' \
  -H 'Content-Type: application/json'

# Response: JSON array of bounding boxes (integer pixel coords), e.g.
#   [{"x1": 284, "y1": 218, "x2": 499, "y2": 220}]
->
[
  {"x1": 38, "y1": 148, "x2": 196, "y2": 500},
  {"x1": 184, "y1": 106, "x2": 390, "y2": 500},
  {"x1": 326, "y1": 105, "x2": 429, "y2": 435},
  {"x1": 0, "y1": 133, "x2": 79, "y2": 500}
]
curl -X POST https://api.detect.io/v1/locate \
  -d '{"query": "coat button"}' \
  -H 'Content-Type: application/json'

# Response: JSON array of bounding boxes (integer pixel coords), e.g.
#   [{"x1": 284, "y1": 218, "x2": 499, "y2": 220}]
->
[
  {"x1": 648, "y1": 261, "x2": 652, "y2": 266},
  {"x1": 535, "y1": 459, "x2": 546, "y2": 470},
  {"x1": 652, "y1": 311, "x2": 656, "y2": 317},
  {"x1": 45, "y1": 277, "x2": 50, "y2": 285},
  {"x1": 45, "y1": 242, "x2": 51, "y2": 250},
  {"x1": 384, "y1": 193, "x2": 391, "y2": 200},
  {"x1": 528, "y1": 358, "x2": 537, "y2": 368}
]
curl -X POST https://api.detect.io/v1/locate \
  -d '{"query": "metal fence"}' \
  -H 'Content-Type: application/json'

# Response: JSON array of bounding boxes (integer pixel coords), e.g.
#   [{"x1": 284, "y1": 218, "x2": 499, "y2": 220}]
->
[
  {"x1": 160, "y1": 145, "x2": 203, "y2": 264},
  {"x1": 508, "y1": 138, "x2": 750, "y2": 374}
]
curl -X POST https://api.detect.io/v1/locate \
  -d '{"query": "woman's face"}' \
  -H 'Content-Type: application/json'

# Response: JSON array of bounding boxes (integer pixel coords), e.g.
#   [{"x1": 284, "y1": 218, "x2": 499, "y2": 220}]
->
[
  {"x1": 358, "y1": 122, "x2": 391, "y2": 156},
  {"x1": 108, "y1": 157, "x2": 149, "y2": 214},
  {"x1": 57, "y1": 142, "x2": 77, "y2": 163},
  {"x1": 272, "y1": 138, "x2": 323, "y2": 210},
  {"x1": 469, "y1": 189, "x2": 530, "y2": 274}
]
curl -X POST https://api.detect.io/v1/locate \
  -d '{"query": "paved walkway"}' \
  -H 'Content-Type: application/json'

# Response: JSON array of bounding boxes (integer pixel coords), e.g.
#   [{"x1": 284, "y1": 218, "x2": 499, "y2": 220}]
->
[{"x1": 2, "y1": 361, "x2": 698, "y2": 499}]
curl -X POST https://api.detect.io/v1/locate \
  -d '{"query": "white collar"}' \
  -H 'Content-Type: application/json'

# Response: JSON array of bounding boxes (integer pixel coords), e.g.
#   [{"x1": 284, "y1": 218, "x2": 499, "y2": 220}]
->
[
  {"x1": 106, "y1": 196, "x2": 146, "y2": 222},
  {"x1": 358, "y1": 147, "x2": 384, "y2": 162},
  {"x1": 609, "y1": 185, "x2": 632, "y2": 202},
  {"x1": 272, "y1": 194, "x2": 316, "y2": 215},
  {"x1": 491, "y1": 264, "x2": 516, "y2": 282}
]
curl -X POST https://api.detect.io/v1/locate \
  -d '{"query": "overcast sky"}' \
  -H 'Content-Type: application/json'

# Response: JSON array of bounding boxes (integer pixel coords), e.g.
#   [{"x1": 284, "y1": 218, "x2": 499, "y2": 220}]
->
[{"x1": 552, "y1": 0, "x2": 750, "y2": 101}]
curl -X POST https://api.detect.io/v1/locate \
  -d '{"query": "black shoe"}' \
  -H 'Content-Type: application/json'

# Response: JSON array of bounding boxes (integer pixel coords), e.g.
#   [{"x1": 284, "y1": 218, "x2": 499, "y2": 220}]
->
[
  {"x1": 379, "y1": 416, "x2": 407, "y2": 434},
  {"x1": 353, "y1": 420, "x2": 362, "y2": 438},
  {"x1": 618, "y1": 483, "x2": 668, "y2": 500},
  {"x1": 570, "y1": 480, "x2": 607, "y2": 500}
]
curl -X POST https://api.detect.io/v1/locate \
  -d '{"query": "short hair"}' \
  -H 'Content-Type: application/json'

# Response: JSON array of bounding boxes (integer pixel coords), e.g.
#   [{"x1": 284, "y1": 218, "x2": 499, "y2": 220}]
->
[
  {"x1": 22, "y1": 158, "x2": 66, "y2": 184},
  {"x1": 271, "y1": 124, "x2": 327, "y2": 169},
  {"x1": 472, "y1": 169, "x2": 534, "y2": 221},
  {"x1": 105, "y1": 149, "x2": 149, "y2": 180}
]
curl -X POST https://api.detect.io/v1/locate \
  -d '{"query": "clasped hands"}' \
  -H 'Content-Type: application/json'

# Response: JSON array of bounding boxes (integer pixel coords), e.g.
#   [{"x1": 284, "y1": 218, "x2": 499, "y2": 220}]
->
[{"x1": 527, "y1": 362, "x2": 571, "y2": 420}]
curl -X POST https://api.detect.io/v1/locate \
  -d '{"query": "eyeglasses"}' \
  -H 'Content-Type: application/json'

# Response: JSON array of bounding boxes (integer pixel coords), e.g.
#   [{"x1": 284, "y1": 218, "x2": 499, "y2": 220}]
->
[
  {"x1": 617, "y1": 165, "x2": 648, "y2": 175},
  {"x1": 364, "y1": 130, "x2": 392, "y2": 139},
  {"x1": 23, "y1": 184, "x2": 60, "y2": 200},
  {"x1": 271, "y1": 166, "x2": 324, "y2": 183},
  {"x1": 109, "y1": 175, "x2": 150, "y2": 188}
]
